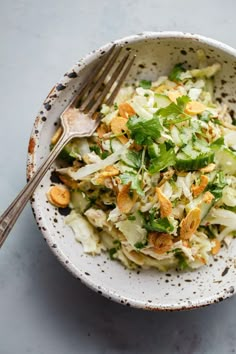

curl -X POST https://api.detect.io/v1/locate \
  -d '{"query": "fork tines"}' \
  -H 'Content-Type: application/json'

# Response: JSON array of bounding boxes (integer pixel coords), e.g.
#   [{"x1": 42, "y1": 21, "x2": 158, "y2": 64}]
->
[{"x1": 75, "y1": 44, "x2": 135, "y2": 116}]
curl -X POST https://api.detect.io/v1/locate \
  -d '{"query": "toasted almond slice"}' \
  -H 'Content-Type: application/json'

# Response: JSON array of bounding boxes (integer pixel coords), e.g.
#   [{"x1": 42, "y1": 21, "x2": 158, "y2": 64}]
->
[
  {"x1": 148, "y1": 232, "x2": 173, "y2": 254},
  {"x1": 200, "y1": 163, "x2": 216, "y2": 173},
  {"x1": 96, "y1": 165, "x2": 120, "y2": 185},
  {"x1": 180, "y1": 208, "x2": 201, "y2": 240},
  {"x1": 96, "y1": 123, "x2": 108, "y2": 138},
  {"x1": 110, "y1": 116, "x2": 129, "y2": 144},
  {"x1": 58, "y1": 174, "x2": 79, "y2": 190},
  {"x1": 185, "y1": 101, "x2": 206, "y2": 115},
  {"x1": 51, "y1": 126, "x2": 63, "y2": 145},
  {"x1": 154, "y1": 84, "x2": 167, "y2": 93},
  {"x1": 211, "y1": 239, "x2": 221, "y2": 255},
  {"x1": 191, "y1": 175, "x2": 209, "y2": 197},
  {"x1": 158, "y1": 169, "x2": 175, "y2": 187},
  {"x1": 203, "y1": 191, "x2": 214, "y2": 204},
  {"x1": 47, "y1": 185, "x2": 70, "y2": 208},
  {"x1": 118, "y1": 103, "x2": 135, "y2": 119},
  {"x1": 168, "y1": 91, "x2": 182, "y2": 103},
  {"x1": 156, "y1": 187, "x2": 172, "y2": 218},
  {"x1": 130, "y1": 142, "x2": 142, "y2": 151},
  {"x1": 117, "y1": 182, "x2": 138, "y2": 213},
  {"x1": 195, "y1": 256, "x2": 207, "y2": 264}
]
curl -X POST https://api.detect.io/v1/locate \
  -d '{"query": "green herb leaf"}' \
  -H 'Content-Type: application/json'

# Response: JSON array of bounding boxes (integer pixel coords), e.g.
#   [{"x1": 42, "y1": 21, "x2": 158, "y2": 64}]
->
[
  {"x1": 156, "y1": 96, "x2": 191, "y2": 126},
  {"x1": 101, "y1": 151, "x2": 110, "y2": 160},
  {"x1": 169, "y1": 63, "x2": 186, "y2": 82},
  {"x1": 139, "y1": 80, "x2": 152, "y2": 89},
  {"x1": 120, "y1": 172, "x2": 144, "y2": 196},
  {"x1": 144, "y1": 214, "x2": 174, "y2": 233},
  {"x1": 207, "y1": 171, "x2": 226, "y2": 200},
  {"x1": 90, "y1": 145, "x2": 110, "y2": 160},
  {"x1": 113, "y1": 239, "x2": 121, "y2": 249},
  {"x1": 127, "y1": 115, "x2": 163, "y2": 145},
  {"x1": 148, "y1": 143, "x2": 176, "y2": 174},
  {"x1": 90, "y1": 145, "x2": 101, "y2": 155},
  {"x1": 134, "y1": 241, "x2": 147, "y2": 249},
  {"x1": 109, "y1": 248, "x2": 117, "y2": 260},
  {"x1": 125, "y1": 150, "x2": 142, "y2": 169},
  {"x1": 109, "y1": 240, "x2": 121, "y2": 259},
  {"x1": 128, "y1": 215, "x2": 136, "y2": 221}
]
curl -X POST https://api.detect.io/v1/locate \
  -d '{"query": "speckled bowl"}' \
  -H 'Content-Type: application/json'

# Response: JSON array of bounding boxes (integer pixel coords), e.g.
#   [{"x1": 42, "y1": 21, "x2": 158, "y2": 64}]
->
[{"x1": 27, "y1": 32, "x2": 236, "y2": 311}]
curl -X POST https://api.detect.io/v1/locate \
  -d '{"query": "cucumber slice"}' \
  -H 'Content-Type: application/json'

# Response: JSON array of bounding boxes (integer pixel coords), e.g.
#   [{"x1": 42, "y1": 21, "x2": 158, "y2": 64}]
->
[
  {"x1": 154, "y1": 94, "x2": 171, "y2": 108},
  {"x1": 71, "y1": 191, "x2": 90, "y2": 213},
  {"x1": 176, "y1": 151, "x2": 214, "y2": 170},
  {"x1": 215, "y1": 148, "x2": 236, "y2": 175},
  {"x1": 200, "y1": 200, "x2": 215, "y2": 222}
]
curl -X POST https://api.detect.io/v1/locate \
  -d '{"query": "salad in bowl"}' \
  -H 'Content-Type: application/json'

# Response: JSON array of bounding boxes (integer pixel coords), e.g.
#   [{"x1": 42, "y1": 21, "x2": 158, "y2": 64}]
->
[{"x1": 47, "y1": 50, "x2": 236, "y2": 272}]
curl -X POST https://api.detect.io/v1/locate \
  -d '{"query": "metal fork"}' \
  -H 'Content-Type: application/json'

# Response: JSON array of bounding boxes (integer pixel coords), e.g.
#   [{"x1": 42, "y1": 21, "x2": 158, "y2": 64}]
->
[{"x1": 0, "y1": 45, "x2": 135, "y2": 247}]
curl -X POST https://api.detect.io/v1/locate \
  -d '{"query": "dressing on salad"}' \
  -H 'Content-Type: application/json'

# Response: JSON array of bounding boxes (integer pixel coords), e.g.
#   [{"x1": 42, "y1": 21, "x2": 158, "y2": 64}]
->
[{"x1": 48, "y1": 51, "x2": 236, "y2": 271}]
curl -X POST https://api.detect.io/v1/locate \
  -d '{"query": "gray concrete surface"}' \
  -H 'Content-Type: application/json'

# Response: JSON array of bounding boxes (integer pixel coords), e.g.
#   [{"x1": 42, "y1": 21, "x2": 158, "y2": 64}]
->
[{"x1": 0, "y1": 0, "x2": 236, "y2": 353}]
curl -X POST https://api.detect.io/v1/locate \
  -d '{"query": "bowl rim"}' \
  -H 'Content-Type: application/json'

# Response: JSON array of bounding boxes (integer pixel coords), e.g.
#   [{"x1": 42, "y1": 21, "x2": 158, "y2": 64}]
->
[{"x1": 27, "y1": 31, "x2": 236, "y2": 311}]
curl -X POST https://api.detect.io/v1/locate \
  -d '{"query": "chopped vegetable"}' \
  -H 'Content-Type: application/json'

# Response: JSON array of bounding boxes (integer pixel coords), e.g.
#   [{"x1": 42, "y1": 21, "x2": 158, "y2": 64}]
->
[{"x1": 127, "y1": 115, "x2": 163, "y2": 145}]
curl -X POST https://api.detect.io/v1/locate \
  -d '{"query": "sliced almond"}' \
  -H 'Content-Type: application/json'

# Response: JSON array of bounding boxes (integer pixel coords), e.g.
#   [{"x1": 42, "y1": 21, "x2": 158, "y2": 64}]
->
[
  {"x1": 185, "y1": 101, "x2": 206, "y2": 115},
  {"x1": 168, "y1": 91, "x2": 182, "y2": 103},
  {"x1": 117, "y1": 182, "x2": 137, "y2": 214},
  {"x1": 202, "y1": 191, "x2": 214, "y2": 204},
  {"x1": 211, "y1": 239, "x2": 221, "y2": 255},
  {"x1": 154, "y1": 84, "x2": 167, "y2": 93},
  {"x1": 118, "y1": 103, "x2": 135, "y2": 119},
  {"x1": 156, "y1": 187, "x2": 172, "y2": 218},
  {"x1": 148, "y1": 232, "x2": 173, "y2": 254},
  {"x1": 58, "y1": 174, "x2": 79, "y2": 190},
  {"x1": 191, "y1": 175, "x2": 209, "y2": 197},
  {"x1": 200, "y1": 163, "x2": 216, "y2": 173},
  {"x1": 96, "y1": 123, "x2": 108, "y2": 138},
  {"x1": 158, "y1": 169, "x2": 175, "y2": 187},
  {"x1": 195, "y1": 255, "x2": 207, "y2": 264},
  {"x1": 180, "y1": 208, "x2": 201, "y2": 240},
  {"x1": 96, "y1": 165, "x2": 120, "y2": 185},
  {"x1": 47, "y1": 185, "x2": 70, "y2": 208},
  {"x1": 51, "y1": 126, "x2": 63, "y2": 145},
  {"x1": 110, "y1": 116, "x2": 129, "y2": 144}
]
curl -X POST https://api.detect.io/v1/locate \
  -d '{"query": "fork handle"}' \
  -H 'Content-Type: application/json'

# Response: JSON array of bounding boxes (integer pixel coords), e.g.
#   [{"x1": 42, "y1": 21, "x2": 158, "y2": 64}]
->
[{"x1": 0, "y1": 133, "x2": 71, "y2": 247}]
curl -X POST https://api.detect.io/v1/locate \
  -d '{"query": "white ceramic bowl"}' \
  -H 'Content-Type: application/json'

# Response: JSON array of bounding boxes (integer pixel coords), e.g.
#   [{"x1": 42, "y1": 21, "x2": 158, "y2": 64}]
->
[{"x1": 27, "y1": 32, "x2": 236, "y2": 311}]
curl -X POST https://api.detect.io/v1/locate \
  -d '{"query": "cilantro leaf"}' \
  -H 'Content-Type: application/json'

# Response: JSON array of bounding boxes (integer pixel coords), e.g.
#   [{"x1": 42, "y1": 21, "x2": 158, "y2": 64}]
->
[
  {"x1": 124, "y1": 150, "x2": 142, "y2": 169},
  {"x1": 144, "y1": 214, "x2": 174, "y2": 233},
  {"x1": 169, "y1": 63, "x2": 186, "y2": 82},
  {"x1": 156, "y1": 96, "x2": 191, "y2": 125},
  {"x1": 127, "y1": 115, "x2": 163, "y2": 145},
  {"x1": 139, "y1": 80, "x2": 152, "y2": 89},
  {"x1": 148, "y1": 143, "x2": 176, "y2": 174},
  {"x1": 120, "y1": 172, "x2": 144, "y2": 196}
]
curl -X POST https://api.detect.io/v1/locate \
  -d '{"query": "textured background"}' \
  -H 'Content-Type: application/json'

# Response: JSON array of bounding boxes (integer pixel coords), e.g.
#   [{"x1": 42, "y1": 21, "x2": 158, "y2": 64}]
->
[{"x1": 0, "y1": 0, "x2": 236, "y2": 353}]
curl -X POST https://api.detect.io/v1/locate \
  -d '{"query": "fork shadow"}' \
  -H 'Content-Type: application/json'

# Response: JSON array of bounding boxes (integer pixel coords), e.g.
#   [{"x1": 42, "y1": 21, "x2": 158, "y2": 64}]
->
[{"x1": 21, "y1": 214, "x2": 236, "y2": 354}]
